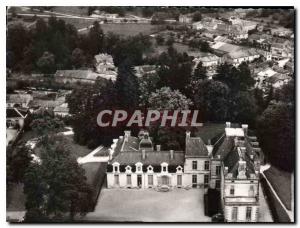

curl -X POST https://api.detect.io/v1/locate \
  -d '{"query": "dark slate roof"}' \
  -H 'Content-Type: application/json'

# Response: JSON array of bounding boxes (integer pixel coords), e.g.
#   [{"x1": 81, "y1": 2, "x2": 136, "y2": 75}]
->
[
  {"x1": 213, "y1": 136, "x2": 235, "y2": 159},
  {"x1": 185, "y1": 137, "x2": 208, "y2": 157},
  {"x1": 6, "y1": 108, "x2": 27, "y2": 118},
  {"x1": 111, "y1": 151, "x2": 185, "y2": 166},
  {"x1": 121, "y1": 136, "x2": 139, "y2": 151}
]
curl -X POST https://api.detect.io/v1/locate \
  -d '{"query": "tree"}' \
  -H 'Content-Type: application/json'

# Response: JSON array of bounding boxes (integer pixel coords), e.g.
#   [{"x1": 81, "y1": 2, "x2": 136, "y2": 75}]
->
[
  {"x1": 24, "y1": 136, "x2": 93, "y2": 221},
  {"x1": 30, "y1": 114, "x2": 65, "y2": 136},
  {"x1": 115, "y1": 62, "x2": 140, "y2": 109},
  {"x1": 193, "y1": 80, "x2": 230, "y2": 122},
  {"x1": 155, "y1": 34, "x2": 165, "y2": 45},
  {"x1": 256, "y1": 102, "x2": 294, "y2": 172},
  {"x1": 229, "y1": 91, "x2": 258, "y2": 125},
  {"x1": 71, "y1": 48, "x2": 86, "y2": 68},
  {"x1": 200, "y1": 41, "x2": 210, "y2": 52},
  {"x1": 157, "y1": 47, "x2": 193, "y2": 94},
  {"x1": 193, "y1": 62, "x2": 207, "y2": 81},
  {"x1": 148, "y1": 87, "x2": 193, "y2": 111},
  {"x1": 192, "y1": 12, "x2": 202, "y2": 22},
  {"x1": 138, "y1": 72, "x2": 160, "y2": 108},
  {"x1": 214, "y1": 62, "x2": 254, "y2": 92},
  {"x1": 36, "y1": 51, "x2": 56, "y2": 74}
]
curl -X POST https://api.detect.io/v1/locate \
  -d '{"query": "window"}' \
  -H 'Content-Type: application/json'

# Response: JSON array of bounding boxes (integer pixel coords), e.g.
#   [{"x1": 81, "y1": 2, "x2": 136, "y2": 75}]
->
[
  {"x1": 216, "y1": 166, "x2": 221, "y2": 175},
  {"x1": 114, "y1": 166, "x2": 118, "y2": 172},
  {"x1": 162, "y1": 166, "x2": 167, "y2": 172},
  {"x1": 232, "y1": 207, "x2": 238, "y2": 221},
  {"x1": 177, "y1": 175, "x2": 182, "y2": 186},
  {"x1": 246, "y1": 207, "x2": 252, "y2": 220},
  {"x1": 249, "y1": 185, "x2": 254, "y2": 196},
  {"x1": 230, "y1": 186, "x2": 235, "y2": 195},
  {"x1": 192, "y1": 161, "x2": 197, "y2": 170},
  {"x1": 137, "y1": 166, "x2": 141, "y2": 172},
  {"x1": 204, "y1": 161, "x2": 210, "y2": 170},
  {"x1": 148, "y1": 175, "x2": 153, "y2": 186},
  {"x1": 126, "y1": 174, "x2": 131, "y2": 185},
  {"x1": 114, "y1": 174, "x2": 119, "y2": 185},
  {"x1": 192, "y1": 175, "x2": 197, "y2": 188},
  {"x1": 216, "y1": 180, "x2": 221, "y2": 188},
  {"x1": 204, "y1": 174, "x2": 209, "y2": 185}
]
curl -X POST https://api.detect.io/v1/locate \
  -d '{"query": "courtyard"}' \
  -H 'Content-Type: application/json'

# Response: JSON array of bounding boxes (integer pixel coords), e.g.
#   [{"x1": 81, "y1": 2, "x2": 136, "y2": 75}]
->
[{"x1": 82, "y1": 188, "x2": 211, "y2": 222}]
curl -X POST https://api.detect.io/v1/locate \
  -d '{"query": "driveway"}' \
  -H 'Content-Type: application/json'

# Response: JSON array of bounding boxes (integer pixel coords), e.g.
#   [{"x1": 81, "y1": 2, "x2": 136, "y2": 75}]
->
[{"x1": 81, "y1": 188, "x2": 211, "y2": 222}]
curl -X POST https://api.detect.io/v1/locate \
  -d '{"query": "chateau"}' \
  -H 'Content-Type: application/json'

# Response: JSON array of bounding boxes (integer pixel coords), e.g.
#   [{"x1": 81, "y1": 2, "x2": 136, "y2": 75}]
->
[{"x1": 106, "y1": 122, "x2": 263, "y2": 222}]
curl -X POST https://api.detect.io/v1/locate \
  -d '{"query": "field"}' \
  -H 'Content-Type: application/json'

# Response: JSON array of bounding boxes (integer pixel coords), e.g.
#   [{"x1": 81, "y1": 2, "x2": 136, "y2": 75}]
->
[{"x1": 101, "y1": 23, "x2": 161, "y2": 37}]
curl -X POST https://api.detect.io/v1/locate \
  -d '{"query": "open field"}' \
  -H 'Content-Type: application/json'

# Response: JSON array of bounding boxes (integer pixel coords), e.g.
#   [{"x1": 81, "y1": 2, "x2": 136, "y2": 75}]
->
[
  {"x1": 81, "y1": 188, "x2": 211, "y2": 222},
  {"x1": 101, "y1": 23, "x2": 161, "y2": 37}
]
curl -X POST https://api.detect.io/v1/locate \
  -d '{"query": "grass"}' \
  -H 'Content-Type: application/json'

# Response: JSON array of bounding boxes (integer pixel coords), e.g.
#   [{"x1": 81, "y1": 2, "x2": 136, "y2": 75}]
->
[
  {"x1": 195, "y1": 123, "x2": 225, "y2": 144},
  {"x1": 264, "y1": 166, "x2": 292, "y2": 210},
  {"x1": 101, "y1": 23, "x2": 161, "y2": 37}
]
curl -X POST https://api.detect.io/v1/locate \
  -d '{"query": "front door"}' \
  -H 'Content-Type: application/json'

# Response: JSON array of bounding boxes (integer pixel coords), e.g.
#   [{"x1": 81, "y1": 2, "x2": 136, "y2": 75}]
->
[
  {"x1": 161, "y1": 176, "x2": 169, "y2": 186},
  {"x1": 192, "y1": 174, "x2": 197, "y2": 188},
  {"x1": 137, "y1": 175, "x2": 142, "y2": 187}
]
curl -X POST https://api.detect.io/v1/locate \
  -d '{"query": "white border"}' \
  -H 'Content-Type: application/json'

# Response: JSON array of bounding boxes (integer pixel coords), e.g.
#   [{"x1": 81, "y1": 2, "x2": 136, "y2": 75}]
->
[{"x1": 1, "y1": 1, "x2": 298, "y2": 228}]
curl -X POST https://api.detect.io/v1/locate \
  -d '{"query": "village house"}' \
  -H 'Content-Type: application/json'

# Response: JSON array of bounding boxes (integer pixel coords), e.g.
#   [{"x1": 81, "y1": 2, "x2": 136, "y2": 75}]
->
[
  {"x1": 6, "y1": 94, "x2": 33, "y2": 108},
  {"x1": 94, "y1": 53, "x2": 117, "y2": 81},
  {"x1": 193, "y1": 53, "x2": 221, "y2": 68},
  {"x1": 53, "y1": 103, "x2": 70, "y2": 117},
  {"x1": 224, "y1": 49, "x2": 260, "y2": 67},
  {"x1": 255, "y1": 67, "x2": 291, "y2": 90},
  {"x1": 192, "y1": 17, "x2": 224, "y2": 31},
  {"x1": 229, "y1": 17, "x2": 258, "y2": 32},
  {"x1": 54, "y1": 70, "x2": 101, "y2": 84},
  {"x1": 6, "y1": 107, "x2": 28, "y2": 129},
  {"x1": 270, "y1": 37, "x2": 292, "y2": 59},
  {"x1": 179, "y1": 14, "x2": 193, "y2": 24},
  {"x1": 134, "y1": 65, "x2": 157, "y2": 78},
  {"x1": 106, "y1": 122, "x2": 263, "y2": 222}
]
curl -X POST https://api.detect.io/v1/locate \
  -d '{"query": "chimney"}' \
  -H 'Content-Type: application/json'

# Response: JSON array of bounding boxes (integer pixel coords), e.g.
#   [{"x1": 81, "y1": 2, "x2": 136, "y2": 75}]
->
[
  {"x1": 206, "y1": 139, "x2": 214, "y2": 156},
  {"x1": 142, "y1": 149, "x2": 146, "y2": 160},
  {"x1": 156, "y1": 145, "x2": 161, "y2": 152},
  {"x1": 124, "y1": 130, "x2": 131, "y2": 141},
  {"x1": 241, "y1": 124, "x2": 248, "y2": 135},
  {"x1": 225, "y1": 122, "x2": 231, "y2": 128},
  {"x1": 170, "y1": 150, "x2": 174, "y2": 159},
  {"x1": 237, "y1": 160, "x2": 247, "y2": 179},
  {"x1": 186, "y1": 131, "x2": 191, "y2": 140}
]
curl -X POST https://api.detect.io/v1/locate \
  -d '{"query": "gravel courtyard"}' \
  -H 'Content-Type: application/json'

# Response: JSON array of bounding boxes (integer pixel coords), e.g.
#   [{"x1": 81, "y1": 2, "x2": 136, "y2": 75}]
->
[{"x1": 82, "y1": 188, "x2": 211, "y2": 222}]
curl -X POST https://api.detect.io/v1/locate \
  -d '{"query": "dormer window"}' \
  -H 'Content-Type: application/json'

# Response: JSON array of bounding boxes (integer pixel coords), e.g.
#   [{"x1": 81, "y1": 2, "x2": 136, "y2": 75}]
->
[
  {"x1": 125, "y1": 165, "x2": 132, "y2": 173},
  {"x1": 176, "y1": 166, "x2": 183, "y2": 173},
  {"x1": 161, "y1": 162, "x2": 168, "y2": 173},
  {"x1": 147, "y1": 165, "x2": 153, "y2": 173},
  {"x1": 112, "y1": 162, "x2": 120, "y2": 173},
  {"x1": 135, "y1": 162, "x2": 143, "y2": 173}
]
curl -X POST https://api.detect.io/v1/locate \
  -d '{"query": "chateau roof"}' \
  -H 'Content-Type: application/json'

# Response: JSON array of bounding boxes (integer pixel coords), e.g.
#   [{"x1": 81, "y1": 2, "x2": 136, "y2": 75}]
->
[
  {"x1": 111, "y1": 151, "x2": 185, "y2": 166},
  {"x1": 185, "y1": 137, "x2": 208, "y2": 157}
]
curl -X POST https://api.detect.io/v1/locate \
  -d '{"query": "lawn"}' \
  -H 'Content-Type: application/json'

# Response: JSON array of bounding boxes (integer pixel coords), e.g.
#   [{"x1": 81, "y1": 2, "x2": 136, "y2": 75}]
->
[
  {"x1": 195, "y1": 123, "x2": 225, "y2": 144},
  {"x1": 81, "y1": 188, "x2": 211, "y2": 222},
  {"x1": 264, "y1": 166, "x2": 292, "y2": 210},
  {"x1": 101, "y1": 23, "x2": 161, "y2": 37}
]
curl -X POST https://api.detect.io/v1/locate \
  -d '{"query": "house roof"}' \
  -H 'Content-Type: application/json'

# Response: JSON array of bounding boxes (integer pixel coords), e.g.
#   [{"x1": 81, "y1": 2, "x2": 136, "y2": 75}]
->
[
  {"x1": 7, "y1": 107, "x2": 28, "y2": 118},
  {"x1": 55, "y1": 70, "x2": 100, "y2": 81},
  {"x1": 226, "y1": 48, "x2": 259, "y2": 59},
  {"x1": 185, "y1": 137, "x2": 208, "y2": 157},
  {"x1": 53, "y1": 103, "x2": 69, "y2": 113},
  {"x1": 111, "y1": 151, "x2": 185, "y2": 166},
  {"x1": 6, "y1": 94, "x2": 32, "y2": 104}
]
